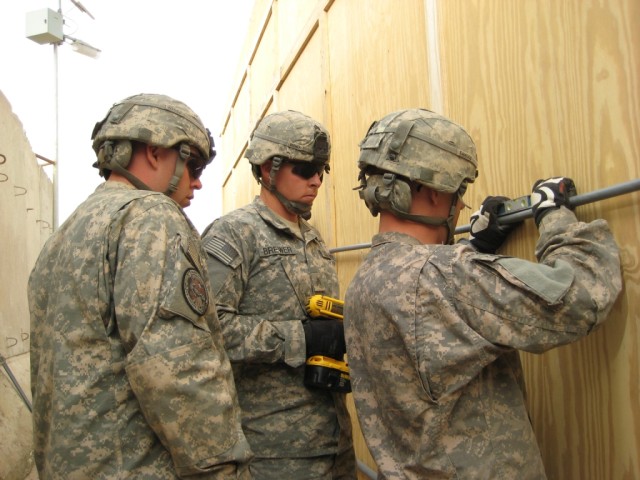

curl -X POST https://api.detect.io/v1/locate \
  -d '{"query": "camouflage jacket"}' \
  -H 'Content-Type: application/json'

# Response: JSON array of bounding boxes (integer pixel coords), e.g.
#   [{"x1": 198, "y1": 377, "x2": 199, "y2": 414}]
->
[
  {"x1": 28, "y1": 182, "x2": 252, "y2": 479},
  {"x1": 344, "y1": 207, "x2": 622, "y2": 480},
  {"x1": 202, "y1": 196, "x2": 356, "y2": 479}
]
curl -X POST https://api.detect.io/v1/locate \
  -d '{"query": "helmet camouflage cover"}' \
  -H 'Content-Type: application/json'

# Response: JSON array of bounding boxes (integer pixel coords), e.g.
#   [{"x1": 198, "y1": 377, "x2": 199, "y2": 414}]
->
[
  {"x1": 358, "y1": 108, "x2": 478, "y2": 193},
  {"x1": 244, "y1": 110, "x2": 330, "y2": 167},
  {"x1": 91, "y1": 93, "x2": 215, "y2": 175}
]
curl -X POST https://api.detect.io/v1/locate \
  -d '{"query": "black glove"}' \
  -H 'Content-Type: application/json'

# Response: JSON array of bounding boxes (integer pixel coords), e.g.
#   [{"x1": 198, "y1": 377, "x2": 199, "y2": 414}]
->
[
  {"x1": 469, "y1": 196, "x2": 520, "y2": 253},
  {"x1": 303, "y1": 319, "x2": 346, "y2": 359},
  {"x1": 531, "y1": 177, "x2": 577, "y2": 226}
]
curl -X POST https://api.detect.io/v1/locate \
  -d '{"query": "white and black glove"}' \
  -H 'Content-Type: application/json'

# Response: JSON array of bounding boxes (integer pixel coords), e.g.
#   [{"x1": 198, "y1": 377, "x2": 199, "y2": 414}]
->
[
  {"x1": 469, "y1": 196, "x2": 521, "y2": 253},
  {"x1": 531, "y1": 177, "x2": 577, "y2": 226}
]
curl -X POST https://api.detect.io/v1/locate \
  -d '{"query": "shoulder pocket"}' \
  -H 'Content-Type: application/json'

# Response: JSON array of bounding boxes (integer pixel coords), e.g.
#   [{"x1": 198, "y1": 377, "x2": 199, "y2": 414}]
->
[
  {"x1": 474, "y1": 255, "x2": 575, "y2": 305},
  {"x1": 158, "y1": 234, "x2": 211, "y2": 332}
]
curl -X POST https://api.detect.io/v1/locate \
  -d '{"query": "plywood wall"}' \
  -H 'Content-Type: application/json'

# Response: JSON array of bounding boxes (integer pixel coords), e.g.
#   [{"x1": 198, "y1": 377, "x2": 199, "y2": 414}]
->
[{"x1": 217, "y1": 0, "x2": 640, "y2": 478}]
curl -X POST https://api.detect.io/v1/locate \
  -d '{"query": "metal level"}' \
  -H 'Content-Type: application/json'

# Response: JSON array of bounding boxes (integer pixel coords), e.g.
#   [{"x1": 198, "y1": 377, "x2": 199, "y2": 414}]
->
[{"x1": 329, "y1": 178, "x2": 640, "y2": 254}]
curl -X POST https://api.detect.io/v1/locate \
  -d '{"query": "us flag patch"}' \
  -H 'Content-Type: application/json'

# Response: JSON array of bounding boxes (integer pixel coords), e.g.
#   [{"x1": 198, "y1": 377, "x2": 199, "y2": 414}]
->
[{"x1": 204, "y1": 237, "x2": 239, "y2": 266}]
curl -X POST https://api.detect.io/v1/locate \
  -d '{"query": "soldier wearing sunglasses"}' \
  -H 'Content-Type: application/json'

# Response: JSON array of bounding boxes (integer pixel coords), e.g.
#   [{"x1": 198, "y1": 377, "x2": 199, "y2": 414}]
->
[
  {"x1": 28, "y1": 93, "x2": 252, "y2": 478},
  {"x1": 202, "y1": 110, "x2": 356, "y2": 479}
]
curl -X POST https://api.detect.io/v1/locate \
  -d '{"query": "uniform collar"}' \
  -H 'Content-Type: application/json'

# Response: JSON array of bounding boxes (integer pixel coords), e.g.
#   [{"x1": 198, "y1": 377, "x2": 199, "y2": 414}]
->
[
  {"x1": 252, "y1": 196, "x2": 314, "y2": 239},
  {"x1": 372, "y1": 230, "x2": 423, "y2": 248}
]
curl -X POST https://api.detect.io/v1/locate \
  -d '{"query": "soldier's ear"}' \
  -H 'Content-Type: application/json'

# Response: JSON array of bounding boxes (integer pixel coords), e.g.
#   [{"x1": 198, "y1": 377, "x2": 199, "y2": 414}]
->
[
  {"x1": 260, "y1": 161, "x2": 272, "y2": 182},
  {"x1": 146, "y1": 145, "x2": 161, "y2": 169}
]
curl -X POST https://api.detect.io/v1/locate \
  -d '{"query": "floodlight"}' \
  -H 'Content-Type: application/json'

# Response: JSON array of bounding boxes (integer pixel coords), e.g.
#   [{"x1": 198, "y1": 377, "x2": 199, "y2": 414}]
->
[{"x1": 65, "y1": 35, "x2": 101, "y2": 59}]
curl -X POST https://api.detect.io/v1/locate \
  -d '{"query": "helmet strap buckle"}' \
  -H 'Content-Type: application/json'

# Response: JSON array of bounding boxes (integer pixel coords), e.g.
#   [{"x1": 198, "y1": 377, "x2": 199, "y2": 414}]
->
[
  {"x1": 387, "y1": 120, "x2": 413, "y2": 159},
  {"x1": 164, "y1": 142, "x2": 190, "y2": 196}
]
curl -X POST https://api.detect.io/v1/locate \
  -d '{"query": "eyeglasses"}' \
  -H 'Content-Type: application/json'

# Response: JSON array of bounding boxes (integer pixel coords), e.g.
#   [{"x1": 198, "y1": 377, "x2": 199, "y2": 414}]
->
[
  {"x1": 174, "y1": 144, "x2": 206, "y2": 179},
  {"x1": 288, "y1": 161, "x2": 329, "y2": 180},
  {"x1": 186, "y1": 160, "x2": 206, "y2": 180}
]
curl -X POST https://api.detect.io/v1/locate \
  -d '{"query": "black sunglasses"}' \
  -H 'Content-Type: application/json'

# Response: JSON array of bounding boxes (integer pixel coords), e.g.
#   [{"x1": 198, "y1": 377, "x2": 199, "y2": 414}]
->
[
  {"x1": 288, "y1": 161, "x2": 329, "y2": 180},
  {"x1": 186, "y1": 160, "x2": 206, "y2": 180},
  {"x1": 174, "y1": 144, "x2": 206, "y2": 179}
]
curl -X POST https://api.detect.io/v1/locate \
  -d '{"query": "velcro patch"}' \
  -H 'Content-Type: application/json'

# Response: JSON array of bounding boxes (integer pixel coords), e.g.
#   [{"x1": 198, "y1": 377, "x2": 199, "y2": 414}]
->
[
  {"x1": 496, "y1": 257, "x2": 575, "y2": 305},
  {"x1": 182, "y1": 268, "x2": 209, "y2": 315},
  {"x1": 204, "y1": 236, "x2": 239, "y2": 266}
]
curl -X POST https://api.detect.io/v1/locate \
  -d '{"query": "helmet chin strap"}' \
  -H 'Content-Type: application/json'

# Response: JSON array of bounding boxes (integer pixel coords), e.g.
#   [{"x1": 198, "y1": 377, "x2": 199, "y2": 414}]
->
[
  {"x1": 360, "y1": 172, "x2": 459, "y2": 244},
  {"x1": 110, "y1": 164, "x2": 153, "y2": 192},
  {"x1": 388, "y1": 204, "x2": 457, "y2": 244},
  {"x1": 274, "y1": 190, "x2": 312, "y2": 220},
  {"x1": 97, "y1": 140, "x2": 189, "y2": 198},
  {"x1": 163, "y1": 143, "x2": 190, "y2": 196},
  {"x1": 410, "y1": 194, "x2": 458, "y2": 245},
  {"x1": 97, "y1": 140, "x2": 153, "y2": 191},
  {"x1": 259, "y1": 156, "x2": 313, "y2": 220},
  {"x1": 383, "y1": 176, "x2": 459, "y2": 244}
]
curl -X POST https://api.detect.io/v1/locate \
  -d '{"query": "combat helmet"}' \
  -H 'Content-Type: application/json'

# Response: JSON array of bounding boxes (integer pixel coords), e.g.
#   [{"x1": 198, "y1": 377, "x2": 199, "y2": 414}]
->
[
  {"x1": 91, "y1": 93, "x2": 215, "y2": 195},
  {"x1": 245, "y1": 110, "x2": 331, "y2": 218},
  {"x1": 356, "y1": 108, "x2": 478, "y2": 243}
]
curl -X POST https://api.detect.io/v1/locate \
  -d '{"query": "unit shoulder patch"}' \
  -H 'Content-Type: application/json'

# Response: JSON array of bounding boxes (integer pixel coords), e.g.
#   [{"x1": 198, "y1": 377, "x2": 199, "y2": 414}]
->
[{"x1": 182, "y1": 268, "x2": 209, "y2": 315}]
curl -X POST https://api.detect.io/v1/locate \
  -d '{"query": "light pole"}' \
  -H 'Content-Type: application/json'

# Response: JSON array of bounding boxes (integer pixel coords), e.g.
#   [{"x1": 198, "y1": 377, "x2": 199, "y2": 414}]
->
[
  {"x1": 53, "y1": 27, "x2": 59, "y2": 229},
  {"x1": 26, "y1": 2, "x2": 99, "y2": 229}
]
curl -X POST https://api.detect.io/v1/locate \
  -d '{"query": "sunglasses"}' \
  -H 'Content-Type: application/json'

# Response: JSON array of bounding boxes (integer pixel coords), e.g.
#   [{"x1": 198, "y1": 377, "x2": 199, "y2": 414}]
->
[
  {"x1": 186, "y1": 160, "x2": 206, "y2": 180},
  {"x1": 288, "y1": 161, "x2": 329, "y2": 180},
  {"x1": 173, "y1": 144, "x2": 206, "y2": 179}
]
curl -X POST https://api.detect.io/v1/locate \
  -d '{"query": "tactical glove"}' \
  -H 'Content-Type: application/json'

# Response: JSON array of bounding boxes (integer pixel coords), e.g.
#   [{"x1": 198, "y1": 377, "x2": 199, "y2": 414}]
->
[
  {"x1": 531, "y1": 177, "x2": 577, "y2": 226},
  {"x1": 469, "y1": 196, "x2": 520, "y2": 253},
  {"x1": 303, "y1": 318, "x2": 346, "y2": 359}
]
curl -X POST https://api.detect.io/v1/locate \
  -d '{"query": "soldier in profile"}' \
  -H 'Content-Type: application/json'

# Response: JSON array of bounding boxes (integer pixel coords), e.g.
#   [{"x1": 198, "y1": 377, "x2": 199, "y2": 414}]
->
[{"x1": 28, "y1": 93, "x2": 252, "y2": 478}]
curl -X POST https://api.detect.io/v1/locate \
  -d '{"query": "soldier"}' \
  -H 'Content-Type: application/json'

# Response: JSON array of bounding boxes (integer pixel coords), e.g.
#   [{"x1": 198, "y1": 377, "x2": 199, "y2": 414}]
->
[
  {"x1": 28, "y1": 93, "x2": 253, "y2": 479},
  {"x1": 344, "y1": 108, "x2": 622, "y2": 479},
  {"x1": 201, "y1": 110, "x2": 356, "y2": 479}
]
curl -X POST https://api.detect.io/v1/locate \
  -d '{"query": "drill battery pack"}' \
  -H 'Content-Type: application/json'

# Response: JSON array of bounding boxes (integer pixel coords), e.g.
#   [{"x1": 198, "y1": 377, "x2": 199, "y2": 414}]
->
[{"x1": 304, "y1": 355, "x2": 351, "y2": 393}]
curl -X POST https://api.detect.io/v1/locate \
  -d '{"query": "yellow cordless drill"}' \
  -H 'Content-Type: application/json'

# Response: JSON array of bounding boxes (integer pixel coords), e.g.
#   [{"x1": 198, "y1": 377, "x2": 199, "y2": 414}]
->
[{"x1": 303, "y1": 295, "x2": 351, "y2": 393}]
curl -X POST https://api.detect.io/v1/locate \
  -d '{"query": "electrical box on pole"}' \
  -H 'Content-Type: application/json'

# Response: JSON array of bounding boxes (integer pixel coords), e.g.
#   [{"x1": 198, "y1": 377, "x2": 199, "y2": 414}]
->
[{"x1": 25, "y1": 8, "x2": 64, "y2": 45}]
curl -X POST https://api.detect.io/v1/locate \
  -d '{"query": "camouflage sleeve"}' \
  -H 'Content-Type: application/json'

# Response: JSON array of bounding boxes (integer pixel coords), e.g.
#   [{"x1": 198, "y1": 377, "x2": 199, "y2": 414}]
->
[
  {"x1": 535, "y1": 206, "x2": 622, "y2": 322},
  {"x1": 202, "y1": 221, "x2": 306, "y2": 367},
  {"x1": 112, "y1": 202, "x2": 252, "y2": 477},
  {"x1": 452, "y1": 206, "x2": 622, "y2": 352}
]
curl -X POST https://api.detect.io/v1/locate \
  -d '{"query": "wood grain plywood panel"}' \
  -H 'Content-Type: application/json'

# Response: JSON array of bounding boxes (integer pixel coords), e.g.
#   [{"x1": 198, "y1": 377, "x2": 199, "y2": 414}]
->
[
  {"x1": 250, "y1": 12, "x2": 279, "y2": 121},
  {"x1": 222, "y1": 159, "x2": 257, "y2": 214},
  {"x1": 438, "y1": 0, "x2": 639, "y2": 214},
  {"x1": 231, "y1": 77, "x2": 252, "y2": 167},
  {"x1": 326, "y1": 0, "x2": 430, "y2": 288},
  {"x1": 437, "y1": 1, "x2": 640, "y2": 478},
  {"x1": 277, "y1": 0, "x2": 320, "y2": 69},
  {"x1": 221, "y1": 76, "x2": 251, "y2": 180}
]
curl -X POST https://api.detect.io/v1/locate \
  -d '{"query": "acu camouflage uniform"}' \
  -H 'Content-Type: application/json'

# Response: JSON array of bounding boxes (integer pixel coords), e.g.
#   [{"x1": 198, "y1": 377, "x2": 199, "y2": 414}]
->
[
  {"x1": 344, "y1": 207, "x2": 622, "y2": 479},
  {"x1": 29, "y1": 182, "x2": 252, "y2": 479},
  {"x1": 202, "y1": 196, "x2": 356, "y2": 479}
]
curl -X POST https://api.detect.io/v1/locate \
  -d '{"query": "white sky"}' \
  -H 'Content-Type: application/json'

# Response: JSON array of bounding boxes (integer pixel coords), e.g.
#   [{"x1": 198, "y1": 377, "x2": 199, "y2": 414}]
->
[{"x1": 0, "y1": 0, "x2": 254, "y2": 232}]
